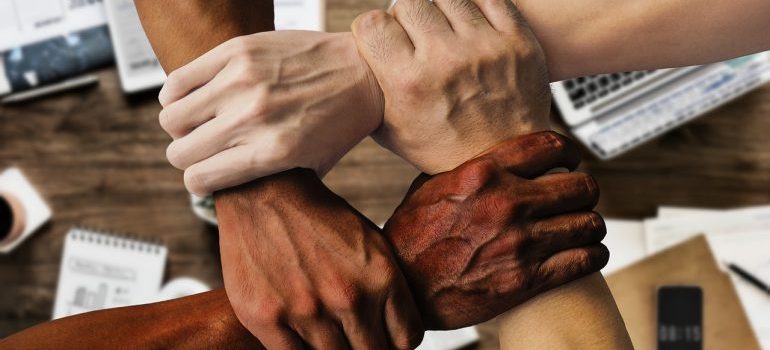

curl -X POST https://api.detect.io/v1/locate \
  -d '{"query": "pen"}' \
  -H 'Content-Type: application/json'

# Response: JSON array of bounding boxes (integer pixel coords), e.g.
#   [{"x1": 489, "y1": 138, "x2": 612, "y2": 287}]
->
[{"x1": 727, "y1": 262, "x2": 770, "y2": 296}]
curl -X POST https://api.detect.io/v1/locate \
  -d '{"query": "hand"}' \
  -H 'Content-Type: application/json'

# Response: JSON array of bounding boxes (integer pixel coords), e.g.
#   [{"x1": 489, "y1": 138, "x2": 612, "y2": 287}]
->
[
  {"x1": 216, "y1": 169, "x2": 423, "y2": 350},
  {"x1": 351, "y1": 0, "x2": 551, "y2": 173},
  {"x1": 1, "y1": 134, "x2": 606, "y2": 350},
  {"x1": 385, "y1": 132, "x2": 609, "y2": 329},
  {"x1": 157, "y1": 31, "x2": 382, "y2": 196}
]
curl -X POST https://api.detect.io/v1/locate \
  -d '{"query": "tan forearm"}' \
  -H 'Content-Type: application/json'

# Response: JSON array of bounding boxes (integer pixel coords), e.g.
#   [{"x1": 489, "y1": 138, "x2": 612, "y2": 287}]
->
[
  {"x1": 134, "y1": 1, "x2": 274, "y2": 71},
  {"x1": 515, "y1": 0, "x2": 770, "y2": 81},
  {"x1": 498, "y1": 272, "x2": 633, "y2": 349},
  {"x1": 0, "y1": 290, "x2": 261, "y2": 350}
]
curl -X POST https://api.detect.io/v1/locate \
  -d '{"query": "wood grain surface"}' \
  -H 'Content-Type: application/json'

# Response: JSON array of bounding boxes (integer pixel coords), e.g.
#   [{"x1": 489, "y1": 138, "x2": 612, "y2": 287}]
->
[{"x1": 1, "y1": 0, "x2": 770, "y2": 348}]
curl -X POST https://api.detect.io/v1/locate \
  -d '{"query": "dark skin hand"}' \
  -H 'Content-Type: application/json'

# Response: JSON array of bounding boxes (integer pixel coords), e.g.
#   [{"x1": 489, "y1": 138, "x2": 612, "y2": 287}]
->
[
  {"x1": 135, "y1": 2, "x2": 423, "y2": 349},
  {"x1": 0, "y1": 132, "x2": 608, "y2": 349},
  {"x1": 385, "y1": 132, "x2": 607, "y2": 329}
]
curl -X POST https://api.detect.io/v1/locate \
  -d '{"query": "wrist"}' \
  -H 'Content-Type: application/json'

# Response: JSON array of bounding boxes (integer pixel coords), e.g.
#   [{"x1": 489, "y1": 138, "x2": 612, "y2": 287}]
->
[
  {"x1": 213, "y1": 169, "x2": 321, "y2": 235},
  {"x1": 418, "y1": 114, "x2": 551, "y2": 174},
  {"x1": 335, "y1": 32, "x2": 384, "y2": 133}
]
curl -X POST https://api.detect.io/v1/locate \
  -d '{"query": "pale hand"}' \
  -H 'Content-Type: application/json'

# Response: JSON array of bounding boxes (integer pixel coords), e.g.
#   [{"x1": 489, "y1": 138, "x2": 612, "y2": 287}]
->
[
  {"x1": 157, "y1": 31, "x2": 382, "y2": 196},
  {"x1": 352, "y1": 0, "x2": 552, "y2": 173}
]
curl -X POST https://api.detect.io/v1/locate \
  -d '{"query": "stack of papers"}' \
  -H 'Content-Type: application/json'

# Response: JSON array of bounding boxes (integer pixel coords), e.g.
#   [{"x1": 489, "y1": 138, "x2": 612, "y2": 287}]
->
[{"x1": 603, "y1": 205, "x2": 770, "y2": 349}]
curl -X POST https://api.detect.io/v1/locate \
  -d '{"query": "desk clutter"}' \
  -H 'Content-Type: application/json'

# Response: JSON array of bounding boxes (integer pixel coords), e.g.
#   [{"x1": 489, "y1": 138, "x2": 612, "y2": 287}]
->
[
  {"x1": 0, "y1": 167, "x2": 51, "y2": 254},
  {"x1": 603, "y1": 205, "x2": 770, "y2": 349},
  {"x1": 52, "y1": 227, "x2": 168, "y2": 319},
  {"x1": 0, "y1": 0, "x2": 325, "y2": 102}
]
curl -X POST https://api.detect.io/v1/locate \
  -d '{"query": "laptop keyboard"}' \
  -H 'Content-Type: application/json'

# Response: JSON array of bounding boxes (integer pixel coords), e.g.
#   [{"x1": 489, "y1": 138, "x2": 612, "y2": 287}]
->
[
  {"x1": 583, "y1": 67, "x2": 767, "y2": 158},
  {"x1": 564, "y1": 71, "x2": 657, "y2": 109}
]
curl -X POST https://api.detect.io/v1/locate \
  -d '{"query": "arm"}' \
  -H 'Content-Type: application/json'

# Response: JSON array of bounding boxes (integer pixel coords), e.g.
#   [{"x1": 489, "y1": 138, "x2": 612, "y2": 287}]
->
[
  {"x1": 498, "y1": 274, "x2": 632, "y2": 349},
  {"x1": 517, "y1": 0, "x2": 770, "y2": 80},
  {"x1": 0, "y1": 133, "x2": 608, "y2": 348},
  {"x1": 0, "y1": 290, "x2": 261, "y2": 350},
  {"x1": 351, "y1": 0, "x2": 632, "y2": 348},
  {"x1": 152, "y1": 0, "x2": 770, "y2": 194},
  {"x1": 134, "y1": 2, "x2": 424, "y2": 349},
  {"x1": 133, "y1": 1, "x2": 274, "y2": 72}
]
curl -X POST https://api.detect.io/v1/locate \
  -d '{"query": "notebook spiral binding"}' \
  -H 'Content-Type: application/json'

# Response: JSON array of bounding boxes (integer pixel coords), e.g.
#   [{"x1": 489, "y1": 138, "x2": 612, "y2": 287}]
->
[{"x1": 68, "y1": 226, "x2": 165, "y2": 255}]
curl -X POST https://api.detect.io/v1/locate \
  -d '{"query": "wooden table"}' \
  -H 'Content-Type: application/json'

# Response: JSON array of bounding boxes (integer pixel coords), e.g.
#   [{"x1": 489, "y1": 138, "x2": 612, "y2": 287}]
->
[{"x1": 2, "y1": 0, "x2": 770, "y2": 347}]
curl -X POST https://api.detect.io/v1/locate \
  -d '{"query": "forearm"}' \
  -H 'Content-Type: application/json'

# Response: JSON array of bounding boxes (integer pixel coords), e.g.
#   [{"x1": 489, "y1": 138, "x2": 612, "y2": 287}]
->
[
  {"x1": 515, "y1": 0, "x2": 770, "y2": 81},
  {"x1": 134, "y1": 1, "x2": 274, "y2": 71},
  {"x1": 498, "y1": 273, "x2": 632, "y2": 349},
  {"x1": 0, "y1": 290, "x2": 261, "y2": 349}
]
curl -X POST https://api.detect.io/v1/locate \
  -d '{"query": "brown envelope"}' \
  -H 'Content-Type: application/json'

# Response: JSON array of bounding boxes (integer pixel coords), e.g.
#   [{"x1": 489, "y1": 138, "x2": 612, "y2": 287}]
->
[{"x1": 606, "y1": 235, "x2": 760, "y2": 350}]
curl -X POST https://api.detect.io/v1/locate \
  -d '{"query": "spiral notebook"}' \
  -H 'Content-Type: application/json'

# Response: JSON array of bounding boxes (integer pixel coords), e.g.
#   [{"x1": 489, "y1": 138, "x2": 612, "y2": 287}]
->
[{"x1": 52, "y1": 227, "x2": 167, "y2": 319}]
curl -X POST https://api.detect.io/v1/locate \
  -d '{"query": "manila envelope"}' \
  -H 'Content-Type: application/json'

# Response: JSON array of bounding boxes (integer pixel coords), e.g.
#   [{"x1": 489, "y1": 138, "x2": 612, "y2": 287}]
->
[{"x1": 606, "y1": 235, "x2": 760, "y2": 350}]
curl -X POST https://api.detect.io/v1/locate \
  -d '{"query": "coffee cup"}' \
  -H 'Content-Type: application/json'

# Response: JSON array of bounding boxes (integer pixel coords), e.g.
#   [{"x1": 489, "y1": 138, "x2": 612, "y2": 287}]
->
[{"x1": 0, "y1": 192, "x2": 26, "y2": 249}]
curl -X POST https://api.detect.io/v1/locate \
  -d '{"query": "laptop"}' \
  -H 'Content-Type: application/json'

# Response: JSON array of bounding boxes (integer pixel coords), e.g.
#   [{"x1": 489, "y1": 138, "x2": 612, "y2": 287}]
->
[{"x1": 552, "y1": 52, "x2": 770, "y2": 159}]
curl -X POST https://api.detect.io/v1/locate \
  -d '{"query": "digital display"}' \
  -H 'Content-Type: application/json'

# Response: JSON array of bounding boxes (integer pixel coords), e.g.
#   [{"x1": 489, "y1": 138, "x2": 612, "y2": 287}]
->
[{"x1": 658, "y1": 286, "x2": 703, "y2": 350}]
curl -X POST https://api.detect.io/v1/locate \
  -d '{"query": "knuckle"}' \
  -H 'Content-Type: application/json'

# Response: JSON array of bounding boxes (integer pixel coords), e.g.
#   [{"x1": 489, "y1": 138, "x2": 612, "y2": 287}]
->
[
  {"x1": 515, "y1": 271, "x2": 538, "y2": 294},
  {"x1": 226, "y1": 36, "x2": 251, "y2": 55},
  {"x1": 230, "y1": 54, "x2": 258, "y2": 75},
  {"x1": 252, "y1": 86, "x2": 272, "y2": 115},
  {"x1": 290, "y1": 296, "x2": 322, "y2": 320},
  {"x1": 595, "y1": 243, "x2": 611, "y2": 268},
  {"x1": 571, "y1": 248, "x2": 592, "y2": 271},
  {"x1": 163, "y1": 71, "x2": 184, "y2": 94},
  {"x1": 452, "y1": 0, "x2": 485, "y2": 22},
  {"x1": 394, "y1": 329, "x2": 424, "y2": 350},
  {"x1": 371, "y1": 253, "x2": 400, "y2": 288},
  {"x1": 402, "y1": 0, "x2": 436, "y2": 29},
  {"x1": 183, "y1": 167, "x2": 209, "y2": 196},
  {"x1": 242, "y1": 87, "x2": 272, "y2": 121},
  {"x1": 514, "y1": 41, "x2": 540, "y2": 61},
  {"x1": 245, "y1": 145, "x2": 267, "y2": 171},
  {"x1": 475, "y1": 0, "x2": 500, "y2": 9},
  {"x1": 586, "y1": 212, "x2": 607, "y2": 240},
  {"x1": 577, "y1": 244, "x2": 610, "y2": 272},
  {"x1": 353, "y1": 9, "x2": 388, "y2": 32},
  {"x1": 396, "y1": 75, "x2": 424, "y2": 96},
  {"x1": 456, "y1": 158, "x2": 497, "y2": 188},
  {"x1": 165, "y1": 142, "x2": 184, "y2": 169},
  {"x1": 543, "y1": 131, "x2": 568, "y2": 153},
  {"x1": 253, "y1": 303, "x2": 283, "y2": 326},
  {"x1": 330, "y1": 281, "x2": 364, "y2": 313},
  {"x1": 265, "y1": 133, "x2": 300, "y2": 168},
  {"x1": 157, "y1": 108, "x2": 174, "y2": 133},
  {"x1": 573, "y1": 244, "x2": 610, "y2": 273},
  {"x1": 496, "y1": 270, "x2": 535, "y2": 296},
  {"x1": 582, "y1": 174, "x2": 600, "y2": 203}
]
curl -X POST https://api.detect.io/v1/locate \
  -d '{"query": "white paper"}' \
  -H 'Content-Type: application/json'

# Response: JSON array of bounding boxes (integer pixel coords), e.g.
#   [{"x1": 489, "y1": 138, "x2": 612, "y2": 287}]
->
[
  {"x1": 644, "y1": 205, "x2": 770, "y2": 253},
  {"x1": 709, "y1": 231, "x2": 770, "y2": 349},
  {"x1": 417, "y1": 327, "x2": 479, "y2": 350},
  {"x1": 104, "y1": 0, "x2": 165, "y2": 92},
  {"x1": 52, "y1": 228, "x2": 167, "y2": 319},
  {"x1": 0, "y1": 0, "x2": 107, "y2": 52},
  {"x1": 656, "y1": 206, "x2": 723, "y2": 218},
  {"x1": 0, "y1": 60, "x2": 10, "y2": 95},
  {"x1": 602, "y1": 219, "x2": 647, "y2": 274},
  {"x1": 274, "y1": 0, "x2": 325, "y2": 31}
]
